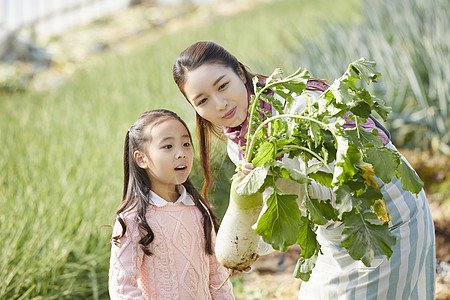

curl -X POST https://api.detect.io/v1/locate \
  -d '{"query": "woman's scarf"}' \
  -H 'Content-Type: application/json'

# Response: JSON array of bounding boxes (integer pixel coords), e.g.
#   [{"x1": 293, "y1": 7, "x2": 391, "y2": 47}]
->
[{"x1": 222, "y1": 89, "x2": 271, "y2": 160}]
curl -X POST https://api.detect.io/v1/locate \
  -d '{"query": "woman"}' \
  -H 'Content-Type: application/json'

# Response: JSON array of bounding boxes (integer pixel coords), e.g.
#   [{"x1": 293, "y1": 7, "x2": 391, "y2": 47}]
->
[{"x1": 172, "y1": 41, "x2": 436, "y2": 299}]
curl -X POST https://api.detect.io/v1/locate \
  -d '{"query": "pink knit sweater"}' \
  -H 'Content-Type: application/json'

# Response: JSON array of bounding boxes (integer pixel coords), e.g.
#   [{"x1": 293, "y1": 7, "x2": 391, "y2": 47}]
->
[{"x1": 109, "y1": 188, "x2": 235, "y2": 300}]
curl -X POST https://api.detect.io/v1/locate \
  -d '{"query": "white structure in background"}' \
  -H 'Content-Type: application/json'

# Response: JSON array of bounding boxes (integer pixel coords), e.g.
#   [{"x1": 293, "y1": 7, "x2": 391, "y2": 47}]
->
[
  {"x1": 0, "y1": 0, "x2": 219, "y2": 62},
  {"x1": 154, "y1": 0, "x2": 216, "y2": 4},
  {"x1": 0, "y1": 0, "x2": 132, "y2": 39},
  {"x1": 0, "y1": 0, "x2": 133, "y2": 62}
]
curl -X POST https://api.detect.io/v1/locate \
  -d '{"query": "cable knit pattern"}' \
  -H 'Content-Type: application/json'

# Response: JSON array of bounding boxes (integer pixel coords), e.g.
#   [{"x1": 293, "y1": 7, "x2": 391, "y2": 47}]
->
[{"x1": 109, "y1": 202, "x2": 234, "y2": 300}]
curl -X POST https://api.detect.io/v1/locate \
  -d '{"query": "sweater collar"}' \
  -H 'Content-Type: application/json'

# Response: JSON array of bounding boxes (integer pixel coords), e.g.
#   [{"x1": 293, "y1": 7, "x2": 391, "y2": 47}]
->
[{"x1": 149, "y1": 185, "x2": 195, "y2": 207}]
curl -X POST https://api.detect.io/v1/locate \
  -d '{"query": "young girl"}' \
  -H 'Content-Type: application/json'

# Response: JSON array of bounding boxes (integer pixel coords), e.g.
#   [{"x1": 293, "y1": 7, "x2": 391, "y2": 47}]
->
[
  {"x1": 108, "y1": 109, "x2": 235, "y2": 300},
  {"x1": 172, "y1": 41, "x2": 436, "y2": 299}
]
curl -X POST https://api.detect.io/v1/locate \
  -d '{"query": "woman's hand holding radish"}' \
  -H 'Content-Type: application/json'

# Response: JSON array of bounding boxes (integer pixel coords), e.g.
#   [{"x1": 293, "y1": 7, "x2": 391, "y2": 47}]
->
[{"x1": 238, "y1": 162, "x2": 256, "y2": 178}]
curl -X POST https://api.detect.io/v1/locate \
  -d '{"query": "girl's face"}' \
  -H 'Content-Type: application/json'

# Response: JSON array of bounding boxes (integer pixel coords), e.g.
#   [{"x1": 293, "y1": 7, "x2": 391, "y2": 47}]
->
[
  {"x1": 135, "y1": 118, "x2": 193, "y2": 197},
  {"x1": 182, "y1": 63, "x2": 249, "y2": 127}
]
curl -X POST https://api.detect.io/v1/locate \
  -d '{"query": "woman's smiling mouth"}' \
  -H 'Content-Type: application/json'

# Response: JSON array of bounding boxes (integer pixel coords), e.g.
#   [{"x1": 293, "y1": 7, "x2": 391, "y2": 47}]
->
[{"x1": 223, "y1": 107, "x2": 236, "y2": 119}]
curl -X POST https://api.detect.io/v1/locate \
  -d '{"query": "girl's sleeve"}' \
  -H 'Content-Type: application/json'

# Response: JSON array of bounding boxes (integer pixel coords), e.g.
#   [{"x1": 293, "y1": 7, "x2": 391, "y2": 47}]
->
[
  {"x1": 208, "y1": 230, "x2": 235, "y2": 299},
  {"x1": 109, "y1": 213, "x2": 146, "y2": 300}
]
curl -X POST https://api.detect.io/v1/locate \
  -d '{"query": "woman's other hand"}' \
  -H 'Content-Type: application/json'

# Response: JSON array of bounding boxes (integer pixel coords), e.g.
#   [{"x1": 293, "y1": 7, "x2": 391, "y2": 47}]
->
[{"x1": 237, "y1": 162, "x2": 256, "y2": 178}]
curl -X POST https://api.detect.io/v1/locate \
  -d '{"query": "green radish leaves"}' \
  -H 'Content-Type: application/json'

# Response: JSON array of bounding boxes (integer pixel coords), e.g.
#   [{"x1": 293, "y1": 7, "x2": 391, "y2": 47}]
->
[
  {"x1": 341, "y1": 211, "x2": 396, "y2": 266},
  {"x1": 234, "y1": 58, "x2": 423, "y2": 280},
  {"x1": 294, "y1": 216, "x2": 320, "y2": 281},
  {"x1": 396, "y1": 159, "x2": 424, "y2": 194},
  {"x1": 235, "y1": 166, "x2": 269, "y2": 196},
  {"x1": 254, "y1": 192, "x2": 302, "y2": 252}
]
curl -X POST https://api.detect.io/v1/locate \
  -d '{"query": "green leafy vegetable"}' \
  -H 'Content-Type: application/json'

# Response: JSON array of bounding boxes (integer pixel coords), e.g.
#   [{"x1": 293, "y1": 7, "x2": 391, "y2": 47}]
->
[
  {"x1": 234, "y1": 58, "x2": 424, "y2": 280},
  {"x1": 254, "y1": 193, "x2": 301, "y2": 252},
  {"x1": 341, "y1": 211, "x2": 395, "y2": 266}
]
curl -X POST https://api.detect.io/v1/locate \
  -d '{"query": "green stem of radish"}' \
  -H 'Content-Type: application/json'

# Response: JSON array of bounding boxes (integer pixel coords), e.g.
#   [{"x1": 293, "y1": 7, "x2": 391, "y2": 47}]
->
[
  {"x1": 278, "y1": 145, "x2": 334, "y2": 174},
  {"x1": 245, "y1": 114, "x2": 335, "y2": 163}
]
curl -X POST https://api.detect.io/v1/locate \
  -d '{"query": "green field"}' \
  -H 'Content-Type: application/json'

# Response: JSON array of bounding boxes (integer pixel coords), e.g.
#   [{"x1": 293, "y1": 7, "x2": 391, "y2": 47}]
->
[{"x1": 2, "y1": 0, "x2": 447, "y2": 298}]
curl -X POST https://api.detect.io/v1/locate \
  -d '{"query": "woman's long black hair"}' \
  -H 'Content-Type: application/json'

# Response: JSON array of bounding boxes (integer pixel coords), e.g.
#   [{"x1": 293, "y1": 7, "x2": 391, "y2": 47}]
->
[
  {"x1": 111, "y1": 109, "x2": 219, "y2": 255},
  {"x1": 173, "y1": 41, "x2": 328, "y2": 199},
  {"x1": 173, "y1": 41, "x2": 268, "y2": 199}
]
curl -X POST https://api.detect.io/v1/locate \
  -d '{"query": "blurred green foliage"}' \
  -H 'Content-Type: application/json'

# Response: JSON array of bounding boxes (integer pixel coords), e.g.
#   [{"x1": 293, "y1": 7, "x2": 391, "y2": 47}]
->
[{"x1": 287, "y1": 0, "x2": 449, "y2": 154}]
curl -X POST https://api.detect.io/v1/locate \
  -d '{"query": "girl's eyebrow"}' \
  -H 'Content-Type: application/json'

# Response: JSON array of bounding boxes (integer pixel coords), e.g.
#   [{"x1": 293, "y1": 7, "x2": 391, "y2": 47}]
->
[
  {"x1": 159, "y1": 134, "x2": 190, "y2": 142},
  {"x1": 159, "y1": 136, "x2": 174, "y2": 143},
  {"x1": 192, "y1": 74, "x2": 227, "y2": 101}
]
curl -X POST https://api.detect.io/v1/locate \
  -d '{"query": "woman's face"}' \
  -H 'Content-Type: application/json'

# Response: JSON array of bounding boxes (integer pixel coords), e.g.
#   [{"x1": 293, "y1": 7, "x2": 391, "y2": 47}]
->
[{"x1": 182, "y1": 63, "x2": 249, "y2": 127}]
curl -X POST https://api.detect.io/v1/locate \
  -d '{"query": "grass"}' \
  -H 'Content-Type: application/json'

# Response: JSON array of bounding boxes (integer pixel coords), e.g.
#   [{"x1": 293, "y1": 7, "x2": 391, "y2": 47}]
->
[
  {"x1": 1, "y1": 0, "x2": 360, "y2": 298},
  {"x1": 285, "y1": 0, "x2": 449, "y2": 154}
]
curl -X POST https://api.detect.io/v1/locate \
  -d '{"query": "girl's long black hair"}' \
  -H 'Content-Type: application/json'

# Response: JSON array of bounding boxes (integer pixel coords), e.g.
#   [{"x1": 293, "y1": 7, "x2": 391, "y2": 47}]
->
[{"x1": 111, "y1": 109, "x2": 219, "y2": 255}]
